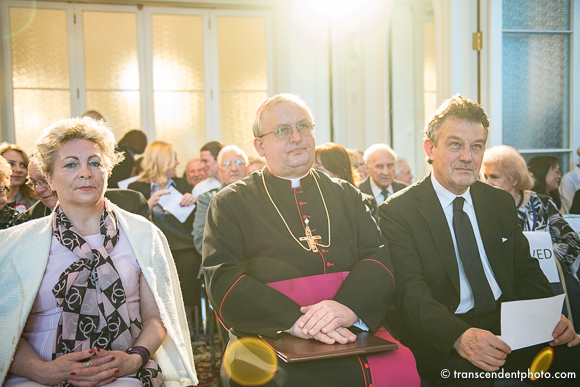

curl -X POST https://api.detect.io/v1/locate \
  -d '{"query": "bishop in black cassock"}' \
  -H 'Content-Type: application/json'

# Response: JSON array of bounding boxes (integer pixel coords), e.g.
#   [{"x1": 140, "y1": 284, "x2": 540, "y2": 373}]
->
[{"x1": 202, "y1": 94, "x2": 418, "y2": 386}]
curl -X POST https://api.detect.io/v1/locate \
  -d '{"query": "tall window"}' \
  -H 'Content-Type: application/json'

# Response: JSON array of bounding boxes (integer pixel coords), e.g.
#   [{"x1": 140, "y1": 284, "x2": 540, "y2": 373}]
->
[
  {"x1": 2, "y1": 2, "x2": 272, "y2": 163},
  {"x1": 502, "y1": 0, "x2": 571, "y2": 169}
]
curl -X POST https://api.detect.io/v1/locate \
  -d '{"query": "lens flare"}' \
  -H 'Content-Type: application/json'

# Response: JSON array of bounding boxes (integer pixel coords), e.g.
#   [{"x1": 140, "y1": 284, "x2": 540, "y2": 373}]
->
[
  {"x1": 529, "y1": 347, "x2": 554, "y2": 381},
  {"x1": 222, "y1": 337, "x2": 278, "y2": 386}
]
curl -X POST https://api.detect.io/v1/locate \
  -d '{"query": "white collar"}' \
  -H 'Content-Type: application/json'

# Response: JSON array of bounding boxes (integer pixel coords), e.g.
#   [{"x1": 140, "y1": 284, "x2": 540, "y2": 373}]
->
[
  {"x1": 276, "y1": 171, "x2": 310, "y2": 188},
  {"x1": 430, "y1": 173, "x2": 473, "y2": 209}
]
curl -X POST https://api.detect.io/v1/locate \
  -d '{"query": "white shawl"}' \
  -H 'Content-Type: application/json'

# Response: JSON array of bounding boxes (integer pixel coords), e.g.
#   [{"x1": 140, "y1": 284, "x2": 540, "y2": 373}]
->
[{"x1": 0, "y1": 205, "x2": 198, "y2": 386}]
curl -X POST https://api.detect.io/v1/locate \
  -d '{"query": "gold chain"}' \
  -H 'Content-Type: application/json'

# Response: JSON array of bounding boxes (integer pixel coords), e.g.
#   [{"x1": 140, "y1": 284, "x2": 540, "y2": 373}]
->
[{"x1": 262, "y1": 170, "x2": 331, "y2": 252}]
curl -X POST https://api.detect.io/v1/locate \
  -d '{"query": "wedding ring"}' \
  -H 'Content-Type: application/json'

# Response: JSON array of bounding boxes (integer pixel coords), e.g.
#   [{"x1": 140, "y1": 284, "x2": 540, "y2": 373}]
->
[{"x1": 87, "y1": 361, "x2": 91, "y2": 367}]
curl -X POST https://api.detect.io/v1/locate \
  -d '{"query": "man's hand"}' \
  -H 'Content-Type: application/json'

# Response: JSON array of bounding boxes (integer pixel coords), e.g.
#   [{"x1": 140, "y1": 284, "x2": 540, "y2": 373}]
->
[
  {"x1": 550, "y1": 314, "x2": 580, "y2": 347},
  {"x1": 297, "y1": 300, "x2": 358, "y2": 338},
  {"x1": 286, "y1": 318, "x2": 356, "y2": 344},
  {"x1": 453, "y1": 328, "x2": 511, "y2": 371}
]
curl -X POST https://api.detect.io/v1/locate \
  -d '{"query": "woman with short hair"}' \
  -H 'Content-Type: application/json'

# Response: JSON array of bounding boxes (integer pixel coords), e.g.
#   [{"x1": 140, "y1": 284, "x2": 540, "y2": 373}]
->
[
  {"x1": 0, "y1": 142, "x2": 37, "y2": 211},
  {"x1": 1, "y1": 117, "x2": 197, "y2": 387},
  {"x1": 528, "y1": 155, "x2": 563, "y2": 210},
  {"x1": 482, "y1": 145, "x2": 580, "y2": 329}
]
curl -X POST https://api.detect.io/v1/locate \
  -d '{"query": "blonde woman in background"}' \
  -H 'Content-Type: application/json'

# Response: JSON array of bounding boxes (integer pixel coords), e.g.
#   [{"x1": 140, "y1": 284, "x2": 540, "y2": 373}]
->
[{"x1": 128, "y1": 141, "x2": 200, "y2": 335}]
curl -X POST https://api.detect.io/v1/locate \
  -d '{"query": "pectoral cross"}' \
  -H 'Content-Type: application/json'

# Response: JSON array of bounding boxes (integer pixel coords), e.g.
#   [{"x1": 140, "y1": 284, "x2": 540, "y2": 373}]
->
[{"x1": 299, "y1": 218, "x2": 321, "y2": 253}]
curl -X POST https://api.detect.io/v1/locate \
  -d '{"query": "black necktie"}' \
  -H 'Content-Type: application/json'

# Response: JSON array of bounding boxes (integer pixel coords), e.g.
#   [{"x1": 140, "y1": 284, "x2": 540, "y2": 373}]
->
[
  {"x1": 381, "y1": 189, "x2": 390, "y2": 202},
  {"x1": 452, "y1": 197, "x2": 496, "y2": 316}
]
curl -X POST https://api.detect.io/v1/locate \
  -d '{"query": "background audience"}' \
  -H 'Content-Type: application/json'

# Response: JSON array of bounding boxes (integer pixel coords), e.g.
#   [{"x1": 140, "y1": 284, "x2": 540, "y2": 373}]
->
[
  {"x1": 529, "y1": 155, "x2": 563, "y2": 210},
  {"x1": 482, "y1": 145, "x2": 580, "y2": 330},
  {"x1": 0, "y1": 143, "x2": 37, "y2": 211},
  {"x1": 109, "y1": 129, "x2": 148, "y2": 188},
  {"x1": 0, "y1": 155, "x2": 19, "y2": 229}
]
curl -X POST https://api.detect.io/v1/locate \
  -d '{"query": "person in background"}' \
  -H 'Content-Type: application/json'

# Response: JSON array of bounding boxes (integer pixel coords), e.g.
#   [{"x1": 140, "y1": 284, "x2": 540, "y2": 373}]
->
[
  {"x1": 314, "y1": 142, "x2": 378, "y2": 221},
  {"x1": 16, "y1": 160, "x2": 151, "y2": 224},
  {"x1": 395, "y1": 157, "x2": 414, "y2": 185},
  {"x1": 0, "y1": 155, "x2": 20, "y2": 229},
  {"x1": 528, "y1": 155, "x2": 563, "y2": 210},
  {"x1": 128, "y1": 141, "x2": 200, "y2": 335},
  {"x1": 359, "y1": 143, "x2": 407, "y2": 204},
  {"x1": 482, "y1": 145, "x2": 580, "y2": 330},
  {"x1": 247, "y1": 158, "x2": 266, "y2": 173},
  {"x1": 1, "y1": 116, "x2": 196, "y2": 387},
  {"x1": 313, "y1": 142, "x2": 359, "y2": 185},
  {"x1": 184, "y1": 158, "x2": 206, "y2": 188},
  {"x1": 347, "y1": 149, "x2": 367, "y2": 182},
  {"x1": 82, "y1": 110, "x2": 105, "y2": 122},
  {"x1": 192, "y1": 141, "x2": 225, "y2": 199},
  {"x1": 0, "y1": 142, "x2": 37, "y2": 211},
  {"x1": 194, "y1": 145, "x2": 249, "y2": 255},
  {"x1": 560, "y1": 146, "x2": 580, "y2": 213},
  {"x1": 109, "y1": 130, "x2": 148, "y2": 188}
]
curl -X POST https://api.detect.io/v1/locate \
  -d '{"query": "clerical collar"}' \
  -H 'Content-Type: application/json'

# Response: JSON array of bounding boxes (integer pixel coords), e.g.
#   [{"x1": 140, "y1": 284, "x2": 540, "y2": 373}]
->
[{"x1": 269, "y1": 170, "x2": 310, "y2": 188}]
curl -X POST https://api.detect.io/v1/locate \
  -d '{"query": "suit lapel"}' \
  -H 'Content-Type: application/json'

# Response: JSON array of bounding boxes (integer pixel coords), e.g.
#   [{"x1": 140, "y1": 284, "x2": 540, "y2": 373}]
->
[
  {"x1": 470, "y1": 183, "x2": 508, "y2": 287},
  {"x1": 414, "y1": 177, "x2": 461, "y2": 294}
]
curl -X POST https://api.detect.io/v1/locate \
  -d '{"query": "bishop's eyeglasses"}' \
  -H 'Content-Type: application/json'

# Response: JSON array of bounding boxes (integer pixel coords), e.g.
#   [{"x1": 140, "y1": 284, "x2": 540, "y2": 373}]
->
[{"x1": 258, "y1": 122, "x2": 315, "y2": 140}]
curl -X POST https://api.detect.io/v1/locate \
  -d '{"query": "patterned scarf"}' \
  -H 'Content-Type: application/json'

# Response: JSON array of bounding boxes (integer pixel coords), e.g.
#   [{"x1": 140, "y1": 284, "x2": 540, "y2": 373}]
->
[{"x1": 51, "y1": 199, "x2": 163, "y2": 387}]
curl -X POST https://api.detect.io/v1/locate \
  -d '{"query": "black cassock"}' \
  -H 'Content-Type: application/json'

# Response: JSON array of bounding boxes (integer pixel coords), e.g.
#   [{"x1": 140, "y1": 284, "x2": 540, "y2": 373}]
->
[{"x1": 203, "y1": 168, "x2": 396, "y2": 386}]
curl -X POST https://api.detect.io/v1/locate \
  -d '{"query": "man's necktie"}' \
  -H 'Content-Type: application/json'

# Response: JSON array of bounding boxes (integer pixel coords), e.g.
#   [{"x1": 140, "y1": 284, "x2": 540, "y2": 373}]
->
[
  {"x1": 381, "y1": 189, "x2": 390, "y2": 203},
  {"x1": 452, "y1": 197, "x2": 496, "y2": 316}
]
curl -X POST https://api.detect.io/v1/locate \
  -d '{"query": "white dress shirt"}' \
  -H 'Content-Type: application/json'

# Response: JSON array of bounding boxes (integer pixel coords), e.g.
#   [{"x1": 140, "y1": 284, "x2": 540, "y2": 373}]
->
[
  {"x1": 370, "y1": 178, "x2": 394, "y2": 203},
  {"x1": 431, "y1": 175, "x2": 503, "y2": 314},
  {"x1": 192, "y1": 177, "x2": 222, "y2": 199},
  {"x1": 560, "y1": 165, "x2": 580, "y2": 213}
]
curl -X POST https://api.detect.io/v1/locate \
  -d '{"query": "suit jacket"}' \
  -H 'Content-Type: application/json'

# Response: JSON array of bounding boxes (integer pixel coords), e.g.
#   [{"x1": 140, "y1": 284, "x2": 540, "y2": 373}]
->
[
  {"x1": 378, "y1": 175, "x2": 553, "y2": 358},
  {"x1": 358, "y1": 176, "x2": 407, "y2": 201},
  {"x1": 15, "y1": 189, "x2": 151, "y2": 224}
]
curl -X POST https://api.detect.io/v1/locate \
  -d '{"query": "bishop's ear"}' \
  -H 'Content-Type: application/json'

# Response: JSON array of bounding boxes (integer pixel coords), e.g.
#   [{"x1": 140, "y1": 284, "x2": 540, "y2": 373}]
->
[{"x1": 253, "y1": 137, "x2": 266, "y2": 157}]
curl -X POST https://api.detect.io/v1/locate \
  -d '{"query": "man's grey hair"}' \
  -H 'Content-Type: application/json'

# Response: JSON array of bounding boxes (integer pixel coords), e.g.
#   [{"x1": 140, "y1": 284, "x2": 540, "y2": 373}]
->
[
  {"x1": 424, "y1": 94, "x2": 490, "y2": 145},
  {"x1": 363, "y1": 143, "x2": 397, "y2": 165},
  {"x1": 253, "y1": 93, "x2": 314, "y2": 137},
  {"x1": 217, "y1": 145, "x2": 249, "y2": 166}
]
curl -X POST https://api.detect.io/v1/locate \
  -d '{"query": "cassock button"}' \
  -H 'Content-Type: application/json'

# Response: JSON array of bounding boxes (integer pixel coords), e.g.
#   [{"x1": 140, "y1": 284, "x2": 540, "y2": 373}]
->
[{"x1": 364, "y1": 363, "x2": 369, "y2": 368}]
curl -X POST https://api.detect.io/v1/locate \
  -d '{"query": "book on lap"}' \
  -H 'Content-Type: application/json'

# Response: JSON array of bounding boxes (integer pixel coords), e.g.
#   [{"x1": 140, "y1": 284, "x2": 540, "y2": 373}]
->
[{"x1": 259, "y1": 331, "x2": 398, "y2": 363}]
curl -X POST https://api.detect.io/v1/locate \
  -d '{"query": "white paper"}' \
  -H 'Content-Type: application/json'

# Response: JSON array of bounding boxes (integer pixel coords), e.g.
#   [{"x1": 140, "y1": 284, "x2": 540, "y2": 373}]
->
[
  {"x1": 523, "y1": 231, "x2": 559, "y2": 283},
  {"x1": 501, "y1": 294, "x2": 565, "y2": 350},
  {"x1": 157, "y1": 186, "x2": 195, "y2": 223},
  {"x1": 116, "y1": 175, "x2": 140, "y2": 190}
]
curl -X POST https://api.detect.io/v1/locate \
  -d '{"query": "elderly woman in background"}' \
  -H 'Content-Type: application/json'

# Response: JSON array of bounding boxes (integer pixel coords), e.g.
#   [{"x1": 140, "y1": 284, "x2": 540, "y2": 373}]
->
[
  {"x1": 528, "y1": 155, "x2": 563, "y2": 210},
  {"x1": 0, "y1": 117, "x2": 197, "y2": 387},
  {"x1": 481, "y1": 145, "x2": 580, "y2": 329},
  {"x1": 128, "y1": 141, "x2": 200, "y2": 335},
  {"x1": 0, "y1": 155, "x2": 20, "y2": 229},
  {"x1": 0, "y1": 142, "x2": 37, "y2": 211}
]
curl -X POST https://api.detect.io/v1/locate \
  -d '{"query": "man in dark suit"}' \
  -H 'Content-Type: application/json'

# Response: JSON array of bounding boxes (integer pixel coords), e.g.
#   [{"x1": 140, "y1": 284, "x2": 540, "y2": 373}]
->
[
  {"x1": 359, "y1": 143, "x2": 407, "y2": 203},
  {"x1": 379, "y1": 95, "x2": 580, "y2": 386}
]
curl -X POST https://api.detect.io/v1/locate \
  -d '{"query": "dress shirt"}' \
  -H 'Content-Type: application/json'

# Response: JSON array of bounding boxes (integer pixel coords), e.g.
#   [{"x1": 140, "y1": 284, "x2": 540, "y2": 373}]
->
[
  {"x1": 370, "y1": 178, "x2": 394, "y2": 203},
  {"x1": 431, "y1": 174, "x2": 502, "y2": 314},
  {"x1": 192, "y1": 177, "x2": 222, "y2": 199}
]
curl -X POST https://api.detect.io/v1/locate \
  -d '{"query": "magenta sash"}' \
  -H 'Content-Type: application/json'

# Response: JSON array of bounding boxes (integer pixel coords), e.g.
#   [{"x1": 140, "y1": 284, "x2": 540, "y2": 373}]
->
[{"x1": 267, "y1": 272, "x2": 420, "y2": 386}]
